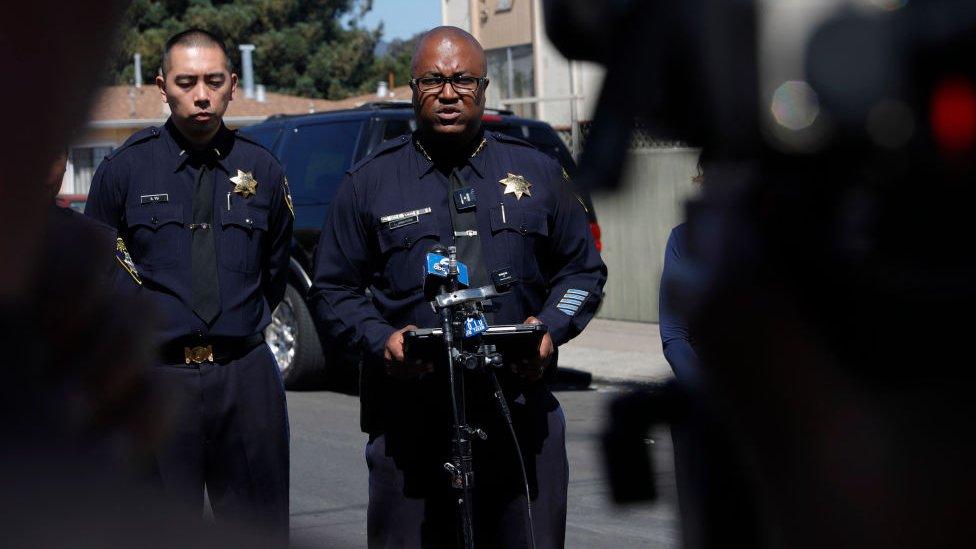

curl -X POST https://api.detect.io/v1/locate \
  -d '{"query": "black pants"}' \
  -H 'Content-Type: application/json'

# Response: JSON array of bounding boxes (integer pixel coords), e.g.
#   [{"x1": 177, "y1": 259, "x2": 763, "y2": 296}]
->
[
  {"x1": 365, "y1": 383, "x2": 568, "y2": 549},
  {"x1": 150, "y1": 343, "x2": 289, "y2": 539}
]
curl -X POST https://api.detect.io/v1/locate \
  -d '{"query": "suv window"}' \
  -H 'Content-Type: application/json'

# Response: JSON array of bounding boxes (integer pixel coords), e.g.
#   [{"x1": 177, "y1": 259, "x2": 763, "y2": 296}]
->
[
  {"x1": 280, "y1": 121, "x2": 363, "y2": 226},
  {"x1": 486, "y1": 122, "x2": 576, "y2": 173},
  {"x1": 382, "y1": 119, "x2": 415, "y2": 141},
  {"x1": 243, "y1": 126, "x2": 283, "y2": 151},
  {"x1": 359, "y1": 118, "x2": 417, "y2": 160}
]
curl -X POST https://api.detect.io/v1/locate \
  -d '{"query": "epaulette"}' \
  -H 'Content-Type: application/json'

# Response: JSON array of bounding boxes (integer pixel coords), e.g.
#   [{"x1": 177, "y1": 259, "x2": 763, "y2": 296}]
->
[
  {"x1": 489, "y1": 130, "x2": 539, "y2": 150},
  {"x1": 104, "y1": 126, "x2": 161, "y2": 161},
  {"x1": 348, "y1": 134, "x2": 411, "y2": 174}
]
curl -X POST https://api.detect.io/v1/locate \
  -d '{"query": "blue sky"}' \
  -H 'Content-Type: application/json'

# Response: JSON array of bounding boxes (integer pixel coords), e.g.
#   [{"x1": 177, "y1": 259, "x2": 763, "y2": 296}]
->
[{"x1": 359, "y1": 0, "x2": 442, "y2": 41}]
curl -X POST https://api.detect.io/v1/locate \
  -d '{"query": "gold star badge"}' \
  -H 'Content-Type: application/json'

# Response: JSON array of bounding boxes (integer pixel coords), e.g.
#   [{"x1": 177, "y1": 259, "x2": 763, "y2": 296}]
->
[
  {"x1": 499, "y1": 173, "x2": 532, "y2": 200},
  {"x1": 230, "y1": 169, "x2": 258, "y2": 198}
]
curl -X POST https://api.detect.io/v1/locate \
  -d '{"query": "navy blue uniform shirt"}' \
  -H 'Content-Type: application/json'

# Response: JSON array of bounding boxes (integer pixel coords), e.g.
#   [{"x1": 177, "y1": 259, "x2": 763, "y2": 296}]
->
[
  {"x1": 660, "y1": 223, "x2": 701, "y2": 386},
  {"x1": 309, "y1": 131, "x2": 607, "y2": 361},
  {"x1": 85, "y1": 119, "x2": 294, "y2": 343}
]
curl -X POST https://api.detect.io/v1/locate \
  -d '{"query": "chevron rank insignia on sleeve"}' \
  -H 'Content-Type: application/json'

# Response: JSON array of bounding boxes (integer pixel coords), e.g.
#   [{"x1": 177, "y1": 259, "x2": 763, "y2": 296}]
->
[{"x1": 556, "y1": 289, "x2": 589, "y2": 316}]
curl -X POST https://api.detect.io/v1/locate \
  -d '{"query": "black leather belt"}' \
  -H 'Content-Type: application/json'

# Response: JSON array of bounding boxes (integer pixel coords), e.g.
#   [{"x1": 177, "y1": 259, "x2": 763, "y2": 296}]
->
[{"x1": 160, "y1": 333, "x2": 265, "y2": 365}]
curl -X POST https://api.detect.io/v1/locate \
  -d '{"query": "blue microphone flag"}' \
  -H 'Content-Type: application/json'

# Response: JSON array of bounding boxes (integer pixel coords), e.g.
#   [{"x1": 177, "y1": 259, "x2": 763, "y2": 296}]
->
[
  {"x1": 425, "y1": 253, "x2": 470, "y2": 287},
  {"x1": 463, "y1": 314, "x2": 489, "y2": 338}
]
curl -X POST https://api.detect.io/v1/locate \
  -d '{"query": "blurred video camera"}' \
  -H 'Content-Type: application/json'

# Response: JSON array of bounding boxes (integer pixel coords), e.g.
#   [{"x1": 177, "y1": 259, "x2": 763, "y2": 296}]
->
[{"x1": 544, "y1": 1, "x2": 976, "y2": 548}]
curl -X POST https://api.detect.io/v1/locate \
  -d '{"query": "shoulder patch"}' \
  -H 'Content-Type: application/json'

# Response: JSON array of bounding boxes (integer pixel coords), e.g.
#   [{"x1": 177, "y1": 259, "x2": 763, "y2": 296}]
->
[
  {"x1": 347, "y1": 134, "x2": 411, "y2": 174},
  {"x1": 105, "y1": 126, "x2": 161, "y2": 161},
  {"x1": 489, "y1": 131, "x2": 538, "y2": 150},
  {"x1": 282, "y1": 177, "x2": 295, "y2": 218},
  {"x1": 115, "y1": 238, "x2": 142, "y2": 285}
]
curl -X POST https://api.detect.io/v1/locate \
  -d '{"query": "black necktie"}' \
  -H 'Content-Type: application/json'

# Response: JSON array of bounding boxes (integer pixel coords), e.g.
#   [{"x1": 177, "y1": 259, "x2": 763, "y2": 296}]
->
[
  {"x1": 449, "y1": 169, "x2": 488, "y2": 287},
  {"x1": 191, "y1": 162, "x2": 221, "y2": 323}
]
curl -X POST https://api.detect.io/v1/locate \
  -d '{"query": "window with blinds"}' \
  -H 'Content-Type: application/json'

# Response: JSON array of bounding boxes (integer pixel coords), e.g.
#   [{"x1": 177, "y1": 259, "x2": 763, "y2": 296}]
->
[{"x1": 68, "y1": 146, "x2": 113, "y2": 195}]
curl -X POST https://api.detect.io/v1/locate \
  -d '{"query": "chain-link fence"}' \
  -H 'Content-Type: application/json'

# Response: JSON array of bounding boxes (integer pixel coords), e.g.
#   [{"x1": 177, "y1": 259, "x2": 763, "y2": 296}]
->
[
  {"x1": 556, "y1": 120, "x2": 689, "y2": 157},
  {"x1": 499, "y1": 95, "x2": 689, "y2": 160}
]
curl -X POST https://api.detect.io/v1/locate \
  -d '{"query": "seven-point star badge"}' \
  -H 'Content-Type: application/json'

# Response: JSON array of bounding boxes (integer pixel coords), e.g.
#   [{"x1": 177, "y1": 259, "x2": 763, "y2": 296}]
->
[
  {"x1": 230, "y1": 169, "x2": 258, "y2": 198},
  {"x1": 499, "y1": 173, "x2": 532, "y2": 200}
]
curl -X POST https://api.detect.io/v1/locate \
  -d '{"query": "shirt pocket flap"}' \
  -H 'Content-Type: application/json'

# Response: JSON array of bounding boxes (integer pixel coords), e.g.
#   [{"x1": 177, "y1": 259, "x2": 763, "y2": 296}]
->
[
  {"x1": 489, "y1": 207, "x2": 549, "y2": 237},
  {"x1": 377, "y1": 215, "x2": 440, "y2": 254},
  {"x1": 221, "y1": 206, "x2": 269, "y2": 232},
  {"x1": 126, "y1": 203, "x2": 184, "y2": 230}
]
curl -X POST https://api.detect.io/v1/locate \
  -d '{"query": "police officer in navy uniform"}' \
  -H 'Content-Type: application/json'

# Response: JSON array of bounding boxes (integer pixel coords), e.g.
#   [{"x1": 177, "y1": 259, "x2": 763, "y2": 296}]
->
[
  {"x1": 309, "y1": 26, "x2": 607, "y2": 548},
  {"x1": 85, "y1": 30, "x2": 293, "y2": 539}
]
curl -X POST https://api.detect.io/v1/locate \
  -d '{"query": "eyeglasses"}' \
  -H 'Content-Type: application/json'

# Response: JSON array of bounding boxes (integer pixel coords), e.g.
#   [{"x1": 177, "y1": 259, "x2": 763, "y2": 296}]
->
[{"x1": 410, "y1": 75, "x2": 489, "y2": 93}]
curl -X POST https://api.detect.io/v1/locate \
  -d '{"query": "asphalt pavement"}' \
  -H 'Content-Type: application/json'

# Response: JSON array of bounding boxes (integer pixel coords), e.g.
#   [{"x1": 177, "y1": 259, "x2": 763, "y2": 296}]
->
[{"x1": 287, "y1": 383, "x2": 679, "y2": 548}]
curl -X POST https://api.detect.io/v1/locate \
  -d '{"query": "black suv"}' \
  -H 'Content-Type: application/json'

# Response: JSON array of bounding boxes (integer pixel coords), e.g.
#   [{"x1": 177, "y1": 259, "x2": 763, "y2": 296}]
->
[{"x1": 241, "y1": 102, "x2": 600, "y2": 389}]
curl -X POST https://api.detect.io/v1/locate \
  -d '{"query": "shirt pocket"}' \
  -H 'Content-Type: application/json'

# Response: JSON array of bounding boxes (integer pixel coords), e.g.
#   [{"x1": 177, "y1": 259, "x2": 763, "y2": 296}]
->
[
  {"x1": 125, "y1": 203, "x2": 185, "y2": 269},
  {"x1": 219, "y1": 205, "x2": 269, "y2": 274},
  {"x1": 489, "y1": 207, "x2": 549, "y2": 282},
  {"x1": 375, "y1": 215, "x2": 441, "y2": 295}
]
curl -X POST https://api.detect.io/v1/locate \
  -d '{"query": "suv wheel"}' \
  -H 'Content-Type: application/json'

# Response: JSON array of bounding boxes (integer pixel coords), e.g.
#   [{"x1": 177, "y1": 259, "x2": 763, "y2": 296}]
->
[{"x1": 266, "y1": 283, "x2": 324, "y2": 389}]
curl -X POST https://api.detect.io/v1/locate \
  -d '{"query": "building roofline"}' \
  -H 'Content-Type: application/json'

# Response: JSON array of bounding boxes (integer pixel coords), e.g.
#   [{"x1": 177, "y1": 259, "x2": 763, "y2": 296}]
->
[{"x1": 87, "y1": 116, "x2": 268, "y2": 129}]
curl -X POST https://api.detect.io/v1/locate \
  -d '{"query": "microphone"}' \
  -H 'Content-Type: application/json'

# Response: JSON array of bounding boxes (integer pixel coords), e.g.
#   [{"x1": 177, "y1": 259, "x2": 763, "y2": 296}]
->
[{"x1": 423, "y1": 245, "x2": 470, "y2": 300}]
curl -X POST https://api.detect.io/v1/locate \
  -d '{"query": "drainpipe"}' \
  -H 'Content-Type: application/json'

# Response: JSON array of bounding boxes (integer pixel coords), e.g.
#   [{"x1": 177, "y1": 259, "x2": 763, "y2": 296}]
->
[
  {"x1": 133, "y1": 53, "x2": 142, "y2": 87},
  {"x1": 239, "y1": 44, "x2": 256, "y2": 99}
]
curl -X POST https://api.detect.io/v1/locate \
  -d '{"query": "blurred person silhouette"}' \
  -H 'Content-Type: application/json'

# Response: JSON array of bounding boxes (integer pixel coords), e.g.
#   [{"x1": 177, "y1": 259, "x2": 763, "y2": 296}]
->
[
  {"x1": 548, "y1": 1, "x2": 976, "y2": 547},
  {"x1": 43, "y1": 147, "x2": 144, "y2": 295},
  {"x1": 660, "y1": 155, "x2": 761, "y2": 549},
  {"x1": 0, "y1": 3, "x2": 168, "y2": 542},
  {"x1": 0, "y1": 5, "x2": 298, "y2": 548}
]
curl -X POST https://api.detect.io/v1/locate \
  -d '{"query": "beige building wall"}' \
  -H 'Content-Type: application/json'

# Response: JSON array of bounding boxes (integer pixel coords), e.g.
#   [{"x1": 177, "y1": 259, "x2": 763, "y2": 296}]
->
[
  {"x1": 591, "y1": 148, "x2": 702, "y2": 322},
  {"x1": 471, "y1": 0, "x2": 533, "y2": 50},
  {"x1": 441, "y1": 0, "x2": 471, "y2": 30}
]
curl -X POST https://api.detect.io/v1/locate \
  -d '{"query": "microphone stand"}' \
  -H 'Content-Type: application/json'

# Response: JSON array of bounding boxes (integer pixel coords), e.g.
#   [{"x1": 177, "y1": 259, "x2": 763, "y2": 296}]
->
[
  {"x1": 429, "y1": 247, "x2": 536, "y2": 549},
  {"x1": 436, "y1": 247, "x2": 480, "y2": 549}
]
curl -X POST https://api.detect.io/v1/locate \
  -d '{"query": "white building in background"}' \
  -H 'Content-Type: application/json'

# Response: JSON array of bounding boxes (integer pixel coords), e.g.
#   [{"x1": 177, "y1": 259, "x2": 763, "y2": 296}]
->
[{"x1": 440, "y1": 0, "x2": 604, "y2": 131}]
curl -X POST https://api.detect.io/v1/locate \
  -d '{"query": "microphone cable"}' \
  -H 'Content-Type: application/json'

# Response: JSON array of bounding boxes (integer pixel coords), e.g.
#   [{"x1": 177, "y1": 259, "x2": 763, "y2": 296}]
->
[{"x1": 488, "y1": 369, "x2": 537, "y2": 549}]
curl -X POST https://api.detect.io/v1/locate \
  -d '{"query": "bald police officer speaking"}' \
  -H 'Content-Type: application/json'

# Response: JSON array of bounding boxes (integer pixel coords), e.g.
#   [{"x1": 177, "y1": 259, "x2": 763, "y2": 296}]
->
[
  {"x1": 310, "y1": 26, "x2": 607, "y2": 548},
  {"x1": 85, "y1": 29, "x2": 293, "y2": 537}
]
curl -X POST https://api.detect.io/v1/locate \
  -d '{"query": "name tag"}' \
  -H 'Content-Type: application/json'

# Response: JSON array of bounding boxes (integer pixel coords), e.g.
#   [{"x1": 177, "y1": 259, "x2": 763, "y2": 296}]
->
[
  {"x1": 388, "y1": 216, "x2": 419, "y2": 229},
  {"x1": 140, "y1": 193, "x2": 169, "y2": 204},
  {"x1": 380, "y1": 207, "x2": 432, "y2": 226}
]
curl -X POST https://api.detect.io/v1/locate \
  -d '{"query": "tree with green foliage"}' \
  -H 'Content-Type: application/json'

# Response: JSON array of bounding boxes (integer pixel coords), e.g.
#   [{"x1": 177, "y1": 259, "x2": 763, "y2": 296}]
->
[
  {"x1": 366, "y1": 33, "x2": 422, "y2": 91},
  {"x1": 109, "y1": 0, "x2": 387, "y2": 100}
]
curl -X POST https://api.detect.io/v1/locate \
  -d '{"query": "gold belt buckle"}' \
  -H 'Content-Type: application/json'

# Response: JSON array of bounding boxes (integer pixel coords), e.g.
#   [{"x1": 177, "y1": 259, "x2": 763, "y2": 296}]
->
[{"x1": 184, "y1": 344, "x2": 214, "y2": 364}]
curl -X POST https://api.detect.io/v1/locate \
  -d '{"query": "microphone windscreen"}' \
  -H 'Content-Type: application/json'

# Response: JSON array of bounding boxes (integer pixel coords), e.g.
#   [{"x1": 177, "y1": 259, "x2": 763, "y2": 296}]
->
[{"x1": 428, "y1": 243, "x2": 449, "y2": 255}]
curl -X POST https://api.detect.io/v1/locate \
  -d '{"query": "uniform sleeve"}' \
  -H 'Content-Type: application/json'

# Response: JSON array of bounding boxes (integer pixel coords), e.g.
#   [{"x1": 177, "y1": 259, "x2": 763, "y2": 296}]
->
[
  {"x1": 535, "y1": 159, "x2": 608, "y2": 347},
  {"x1": 84, "y1": 157, "x2": 124, "y2": 229},
  {"x1": 262, "y1": 165, "x2": 294, "y2": 311},
  {"x1": 308, "y1": 174, "x2": 397, "y2": 359},
  {"x1": 659, "y1": 225, "x2": 701, "y2": 386}
]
